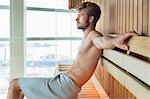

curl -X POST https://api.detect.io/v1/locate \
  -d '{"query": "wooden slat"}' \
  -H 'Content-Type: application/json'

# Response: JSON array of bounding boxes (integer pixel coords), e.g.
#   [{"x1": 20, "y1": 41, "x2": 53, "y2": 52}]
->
[
  {"x1": 103, "y1": 49, "x2": 150, "y2": 86},
  {"x1": 114, "y1": 0, "x2": 118, "y2": 33},
  {"x1": 124, "y1": 53, "x2": 150, "y2": 86},
  {"x1": 142, "y1": 0, "x2": 148, "y2": 36},
  {"x1": 91, "y1": 75, "x2": 110, "y2": 99},
  {"x1": 125, "y1": 0, "x2": 130, "y2": 32},
  {"x1": 57, "y1": 64, "x2": 71, "y2": 71},
  {"x1": 102, "y1": 59, "x2": 150, "y2": 99},
  {"x1": 117, "y1": 0, "x2": 120, "y2": 34},
  {"x1": 110, "y1": 0, "x2": 115, "y2": 33},
  {"x1": 129, "y1": 0, "x2": 134, "y2": 31},
  {"x1": 128, "y1": 36, "x2": 150, "y2": 58},
  {"x1": 123, "y1": 0, "x2": 126, "y2": 34},
  {"x1": 138, "y1": 0, "x2": 143, "y2": 35},
  {"x1": 112, "y1": 0, "x2": 115, "y2": 33},
  {"x1": 77, "y1": 79, "x2": 101, "y2": 99},
  {"x1": 105, "y1": 0, "x2": 110, "y2": 34},
  {"x1": 118, "y1": 0, "x2": 121, "y2": 34},
  {"x1": 120, "y1": 0, "x2": 123, "y2": 34},
  {"x1": 134, "y1": 0, "x2": 138, "y2": 33},
  {"x1": 98, "y1": 0, "x2": 103, "y2": 32},
  {"x1": 148, "y1": 0, "x2": 150, "y2": 36},
  {"x1": 96, "y1": 0, "x2": 104, "y2": 33},
  {"x1": 102, "y1": 0, "x2": 106, "y2": 34},
  {"x1": 103, "y1": 50, "x2": 124, "y2": 68},
  {"x1": 103, "y1": 66, "x2": 109, "y2": 93}
]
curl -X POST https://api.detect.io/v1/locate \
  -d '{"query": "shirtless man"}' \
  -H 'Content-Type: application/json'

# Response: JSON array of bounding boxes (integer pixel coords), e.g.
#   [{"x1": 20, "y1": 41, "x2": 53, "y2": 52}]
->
[{"x1": 7, "y1": 2, "x2": 137, "y2": 99}]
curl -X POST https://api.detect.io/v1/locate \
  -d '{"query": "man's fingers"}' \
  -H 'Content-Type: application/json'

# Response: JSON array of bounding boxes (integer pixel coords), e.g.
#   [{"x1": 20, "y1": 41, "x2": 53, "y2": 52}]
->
[
  {"x1": 120, "y1": 44, "x2": 128, "y2": 50},
  {"x1": 121, "y1": 32, "x2": 137, "y2": 40}
]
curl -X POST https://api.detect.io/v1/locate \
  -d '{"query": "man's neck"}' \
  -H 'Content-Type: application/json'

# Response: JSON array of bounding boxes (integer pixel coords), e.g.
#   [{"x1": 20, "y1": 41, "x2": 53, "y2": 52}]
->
[{"x1": 83, "y1": 27, "x2": 94, "y2": 39}]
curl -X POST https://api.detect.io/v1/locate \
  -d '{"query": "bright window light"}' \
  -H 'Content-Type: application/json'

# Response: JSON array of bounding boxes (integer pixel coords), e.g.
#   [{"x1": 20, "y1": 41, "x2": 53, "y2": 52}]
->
[
  {"x1": 0, "y1": 0, "x2": 9, "y2": 5},
  {"x1": 26, "y1": 0, "x2": 68, "y2": 9},
  {"x1": 56, "y1": 12, "x2": 71, "y2": 37},
  {"x1": 0, "y1": 1, "x2": 10, "y2": 98},
  {"x1": 26, "y1": 0, "x2": 82, "y2": 78},
  {"x1": 0, "y1": 9, "x2": 10, "y2": 38},
  {"x1": 26, "y1": 11, "x2": 56, "y2": 37}
]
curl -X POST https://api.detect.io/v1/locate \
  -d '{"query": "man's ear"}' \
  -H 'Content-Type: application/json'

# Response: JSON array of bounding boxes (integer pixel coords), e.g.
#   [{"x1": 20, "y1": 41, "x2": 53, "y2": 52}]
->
[{"x1": 89, "y1": 16, "x2": 94, "y2": 23}]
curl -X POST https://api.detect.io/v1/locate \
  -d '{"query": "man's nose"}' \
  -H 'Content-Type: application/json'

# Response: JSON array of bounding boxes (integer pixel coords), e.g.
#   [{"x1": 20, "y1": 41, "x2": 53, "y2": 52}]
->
[{"x1": 76, "y1": 17, "x2": 79, "y2": 22}]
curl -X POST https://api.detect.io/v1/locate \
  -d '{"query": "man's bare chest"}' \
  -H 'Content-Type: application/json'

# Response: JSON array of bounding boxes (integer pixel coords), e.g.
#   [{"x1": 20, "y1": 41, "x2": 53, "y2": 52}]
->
[{"x1": 78, "y1": 40, "x2": 92, "y2": 55}]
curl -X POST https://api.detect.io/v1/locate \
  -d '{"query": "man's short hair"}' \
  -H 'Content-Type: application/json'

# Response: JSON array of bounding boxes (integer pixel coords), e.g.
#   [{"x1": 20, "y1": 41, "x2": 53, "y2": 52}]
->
[{"x1": 76, "y1": 2, "x2": 101, "y2": 27}]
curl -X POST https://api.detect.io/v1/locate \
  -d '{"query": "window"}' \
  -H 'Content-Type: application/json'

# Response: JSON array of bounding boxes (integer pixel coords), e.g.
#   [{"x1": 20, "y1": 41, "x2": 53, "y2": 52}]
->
[
  {"x1": 26, "y1": 11, "x2": 56, "y2": 37},
  {"x1": 26, "y1": 0, "x2": 68, "y2": 9},
  {"x1": 0, "y1": 0, "x2": 82, "y2": 98},
  {"x1": 0, "y1": 9, "x2": 10, "y2": 38},
  {"x1": 26, "y1": 41, "x2": 56, "y2": 77},
  {"x1": 0, "y1": 0, "x2": 10, "y2": 98},
  {"x1": 26, "y1": 0, "x2": 82, "y2": 77}
]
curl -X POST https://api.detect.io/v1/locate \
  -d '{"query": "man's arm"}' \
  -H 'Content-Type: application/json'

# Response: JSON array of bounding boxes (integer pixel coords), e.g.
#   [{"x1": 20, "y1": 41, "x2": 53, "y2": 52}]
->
[{"x1": 92, "y1": 32, "x2": 137, "y2": 50}]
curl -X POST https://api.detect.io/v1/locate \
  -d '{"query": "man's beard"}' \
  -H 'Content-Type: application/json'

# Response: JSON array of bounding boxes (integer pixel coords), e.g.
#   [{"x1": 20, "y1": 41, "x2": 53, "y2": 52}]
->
[{"x1": 77, "y1": 22, "x2": 89, "y2": 30}]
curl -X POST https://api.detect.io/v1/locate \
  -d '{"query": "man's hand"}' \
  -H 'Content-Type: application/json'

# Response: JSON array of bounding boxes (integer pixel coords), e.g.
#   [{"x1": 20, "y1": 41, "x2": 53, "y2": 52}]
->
[{"x1": 113, "y1": 32, "x2": 138, "y2": 50}]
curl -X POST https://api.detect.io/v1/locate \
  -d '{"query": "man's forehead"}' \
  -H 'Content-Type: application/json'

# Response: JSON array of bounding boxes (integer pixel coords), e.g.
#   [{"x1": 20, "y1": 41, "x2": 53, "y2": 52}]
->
[{"x1": 77, "y1": 9, "x2": 87, "y2": 14}]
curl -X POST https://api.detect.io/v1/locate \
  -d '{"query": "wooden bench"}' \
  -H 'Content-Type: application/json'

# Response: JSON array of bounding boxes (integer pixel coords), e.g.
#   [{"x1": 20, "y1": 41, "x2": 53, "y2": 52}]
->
[{"x1": 94, "y1": 36, "x2": 150, "y2": 99}]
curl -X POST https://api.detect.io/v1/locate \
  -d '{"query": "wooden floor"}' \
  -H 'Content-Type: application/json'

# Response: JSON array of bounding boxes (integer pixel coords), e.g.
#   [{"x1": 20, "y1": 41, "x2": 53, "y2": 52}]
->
[{"x1": 77, "y1": 80, "x2": 101, "y2": 99}]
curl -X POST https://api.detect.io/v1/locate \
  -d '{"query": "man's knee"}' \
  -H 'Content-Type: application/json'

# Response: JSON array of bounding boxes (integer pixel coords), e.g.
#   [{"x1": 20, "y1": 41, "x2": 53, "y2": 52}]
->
[{"x1": 9, "y1": 79, "x2": 20, "y2": 91}]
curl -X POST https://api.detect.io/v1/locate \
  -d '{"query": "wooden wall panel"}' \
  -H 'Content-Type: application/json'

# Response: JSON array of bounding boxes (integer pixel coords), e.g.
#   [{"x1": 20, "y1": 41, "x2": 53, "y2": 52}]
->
[
  {"x1": 94, "y1": 0, "x2": 150, "y2": 36},
  {"x1": 130, "y1": 0, "x2": 134, "y2": 31},
  {"x1": 120, "y1": 0, "x2": 123, "y2": 34},
  {"x1": 102, "y1": 0, "x2": 106, "y2": 34},
  {"x1": 134, "y1": 0, "x2": 138, "y2": 33},
  {"x1": 114, "y1": 0, "x2": 118, "y2": 34},
  {"x1": 94, "y1": 64, "x2": 137, "y2": 99},
  {"x1": 91, "y1": 0, "x2": 150, "y2": 98},
  {"x1": 138, "y1": 0, "x2": 143, "y2": 35},
  {"x1": 117, "y1": 0, "x2": 121, "y2": 34},
  {"x1": 149, "y1": 0, "x2": 150, "y2": 36},
  {"x1": 105, "y1": 0, "x2": 110, "y2": 34},
  {"x1": 142, "y1": 0, "x2": 148, "y2": 36},
  {"x1": 126, "y1": 0, "x2": 130, "y2": 32}
]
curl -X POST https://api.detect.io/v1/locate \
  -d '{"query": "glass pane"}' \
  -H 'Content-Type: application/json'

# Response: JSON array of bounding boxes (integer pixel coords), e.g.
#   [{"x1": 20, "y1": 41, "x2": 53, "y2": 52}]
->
[
  {"x1": 26, "y1": 40, "x2": 80, "y2": 77},
  {"x1": 56, "y1": 40, "x2": 72, "y2": 64},
  {"x1": 26, "y1": 0, "x2": 56, "y2": 8},
  {"x1": 0, "y1": 0, "x2": 9, "y2": 5},
  {"x1": 26, "y1": 11, "x2": 56, "y2": 37},
  {"x1": 55, "y1": 0, "x2": 68, "y2": 9},
  {"x1": 71, "y1": 13, "x2": 82, "y2": 37},
  {"x1": 56, "y1": 12, "x2": 71, "y2": 37},
  {"x1": 0, "y1": 42, "x2": 10, "y2": 98},
  {"x1": 26, "y1": 41, "x2": 56, "y2": 77},
  {"x1": 26, "y1": 0, "x2": 68, "y2": 9},
  {"x1": 71, "y1": 40, "x2": 81, "y2": 60},
  {"x1": 0, "y1": 9, "x2": 10, "y2": 38},
  {"x1": 0, "y1": 1, "x2": 10, "y2": 98}
]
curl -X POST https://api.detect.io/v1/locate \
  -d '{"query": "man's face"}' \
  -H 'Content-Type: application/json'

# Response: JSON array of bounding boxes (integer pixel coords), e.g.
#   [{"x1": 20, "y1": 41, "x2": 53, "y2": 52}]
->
[{"x1": 76, "y1": 9, "x2": 89, "y2": 29}]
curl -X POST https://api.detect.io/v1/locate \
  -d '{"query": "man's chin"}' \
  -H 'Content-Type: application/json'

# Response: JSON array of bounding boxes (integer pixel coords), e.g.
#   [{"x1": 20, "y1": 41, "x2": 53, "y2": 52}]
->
[{"x1": 77, "y1": 26, "x2": 83, "y2": 29}]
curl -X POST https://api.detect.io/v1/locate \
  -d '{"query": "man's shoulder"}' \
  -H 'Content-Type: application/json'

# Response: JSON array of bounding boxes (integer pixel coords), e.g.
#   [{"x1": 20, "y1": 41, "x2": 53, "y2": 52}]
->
[{"x1": 90, "y1": 30, "x2": 102, "y2": 37}]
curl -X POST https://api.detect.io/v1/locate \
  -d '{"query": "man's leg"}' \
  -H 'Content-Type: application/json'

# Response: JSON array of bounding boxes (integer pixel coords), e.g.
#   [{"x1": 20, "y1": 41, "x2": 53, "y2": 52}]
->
[{"x1": 7, "y1": 79, "x2": 24, "y2": 99}]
